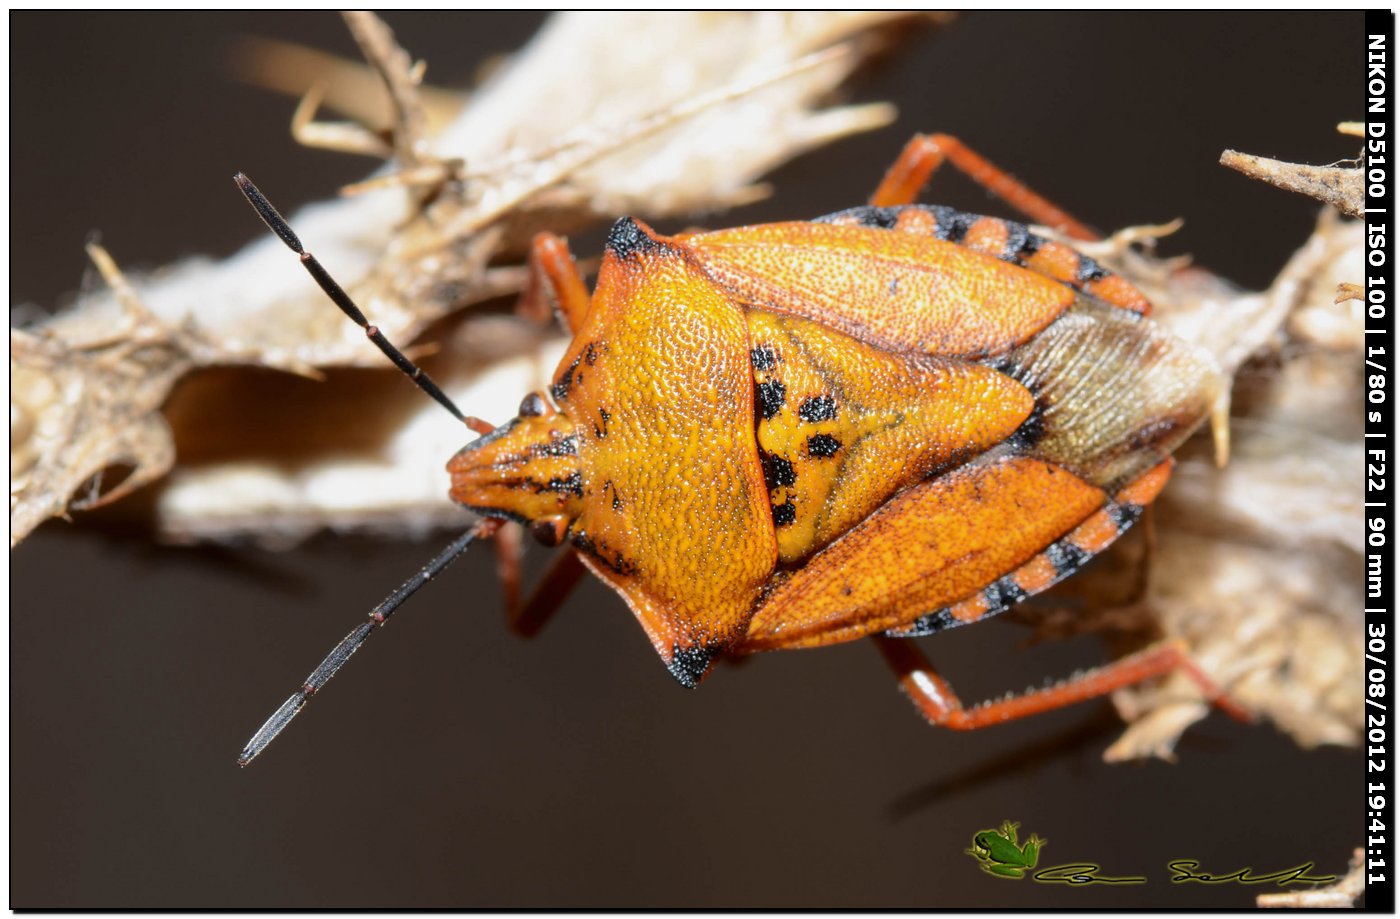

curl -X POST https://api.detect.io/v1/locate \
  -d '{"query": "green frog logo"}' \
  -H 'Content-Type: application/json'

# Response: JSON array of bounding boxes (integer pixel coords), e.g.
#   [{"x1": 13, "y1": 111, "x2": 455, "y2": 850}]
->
[{"x1": 966, "y1": 820, "x2": 1046, "y2": 879}]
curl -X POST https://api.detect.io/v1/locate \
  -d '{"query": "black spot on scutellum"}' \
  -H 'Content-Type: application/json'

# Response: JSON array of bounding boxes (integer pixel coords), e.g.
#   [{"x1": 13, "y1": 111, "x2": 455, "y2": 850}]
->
[
  {"x1": 605, "y1": 217, "x2": 661, "y2": 258},
  {"x1": 757, "y1": 380, "x2": 786, "y2": 419},
  {"x1": 762, "y1": 453, "x2": 796, "y2": 490},
  {"x1": 750, "y1": 346, "x2": 777, "y2": 372},
  {"x1": 797, "y1": 395, "x2": 837, "y2": 423},
  {"x1": 806, "y1": 433, "x2": 841, "y2": 458}
]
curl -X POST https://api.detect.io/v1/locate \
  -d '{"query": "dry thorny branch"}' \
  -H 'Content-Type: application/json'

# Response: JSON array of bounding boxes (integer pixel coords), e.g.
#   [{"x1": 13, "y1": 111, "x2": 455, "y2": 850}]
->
[
  {"x1": 11, "y1": 11, "x2": 916, "y2": 547},
  {"x1": 1064, "y1": 126, "x2": 1365, "y2": 761},
  {"x1": 9, "y1": 14, "x2": 1364, "y2": 763}
]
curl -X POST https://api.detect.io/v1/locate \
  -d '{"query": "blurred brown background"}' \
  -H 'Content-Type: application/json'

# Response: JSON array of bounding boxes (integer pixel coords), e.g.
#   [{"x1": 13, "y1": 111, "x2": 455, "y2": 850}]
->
[{"x1": 11, "y1": 12, "x2": 1362, "y2": 908}]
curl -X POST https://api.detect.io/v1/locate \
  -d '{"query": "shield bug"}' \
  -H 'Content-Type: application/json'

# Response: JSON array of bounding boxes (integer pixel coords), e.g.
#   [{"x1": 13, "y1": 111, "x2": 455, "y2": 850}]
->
[{"x1": 234, "y1": 133, "x2": 1241, "y2": 765}]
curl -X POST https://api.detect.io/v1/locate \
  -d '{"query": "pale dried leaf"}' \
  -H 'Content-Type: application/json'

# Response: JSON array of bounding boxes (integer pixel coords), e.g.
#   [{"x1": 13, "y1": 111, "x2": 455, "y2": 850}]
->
[
  {"x1": 9, "y1": 12, "x2": 928, "y2": 546},
  {"x1": 1076, "y1": 211, "x2": 1364, "y2": 760},
  {"x1": 227, "y1": 35, "x2": 465, "y2": 133},
  {"x1": 10, "y1": 324, "x2": 187, "y2": 548}
]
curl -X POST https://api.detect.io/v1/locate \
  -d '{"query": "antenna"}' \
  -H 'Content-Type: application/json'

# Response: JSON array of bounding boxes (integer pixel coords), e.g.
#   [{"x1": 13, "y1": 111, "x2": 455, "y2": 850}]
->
[
  {"x1": 238, "y1": 526, "x2": 481, "y2": 766},
  {"x1": 233, "y1": 173, "x2": 486, "y2": 766},
  {"x1": 233, "y1": 173, "x2": 467, "y2": 423}
]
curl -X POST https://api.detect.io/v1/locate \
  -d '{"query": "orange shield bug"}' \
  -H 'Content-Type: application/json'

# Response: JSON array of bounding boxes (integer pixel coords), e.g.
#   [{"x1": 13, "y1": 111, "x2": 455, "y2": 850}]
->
[{"x1": 234, "y1": 133, "x2": 1242, "y2": 765}]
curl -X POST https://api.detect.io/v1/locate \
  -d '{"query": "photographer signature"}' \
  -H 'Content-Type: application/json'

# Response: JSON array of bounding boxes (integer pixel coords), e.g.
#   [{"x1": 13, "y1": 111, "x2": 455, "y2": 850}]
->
[
  {"x1": 965, "y1": 823, "x2": 1337, "y2": 887},
  {"x1": 1167, "y1": 860, "x2": 1337, "y2": 886}
]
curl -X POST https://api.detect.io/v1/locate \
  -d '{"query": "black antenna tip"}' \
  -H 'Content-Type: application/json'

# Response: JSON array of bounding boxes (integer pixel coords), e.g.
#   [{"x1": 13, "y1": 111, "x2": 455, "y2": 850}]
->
[
  {"x1": 234, "y1": 172, "x2": 304, "y2": 254},
  {"x1": 231, "y1": 168, "x2": 467, "y2": 423},
  {"x1": 234, "y1": 527, "x2": 480, "y2": 768}
]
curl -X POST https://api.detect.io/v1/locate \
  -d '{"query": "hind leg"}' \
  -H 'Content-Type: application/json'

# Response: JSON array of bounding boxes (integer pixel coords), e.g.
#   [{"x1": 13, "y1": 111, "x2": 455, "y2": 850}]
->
[
  {"x1": 871, "y1": 133, "x2": 1098, "y2": 242},
  {"x1": 872, "y1": 635, "x2": 1246, "y2": 730}
]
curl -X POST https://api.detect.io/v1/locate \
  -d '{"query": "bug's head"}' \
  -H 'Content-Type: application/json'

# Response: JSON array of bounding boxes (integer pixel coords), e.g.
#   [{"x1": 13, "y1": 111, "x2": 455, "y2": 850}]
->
[{"x1": 446, "y1": 392, "x2": 583, "y2": 546}]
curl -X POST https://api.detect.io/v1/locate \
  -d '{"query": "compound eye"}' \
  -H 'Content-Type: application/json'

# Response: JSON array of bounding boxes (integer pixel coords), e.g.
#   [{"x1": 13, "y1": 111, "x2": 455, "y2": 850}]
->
[
  {"x1": 530, "y1": 515, "x2": 568, "y2": 547},
  {"x1": 518, "y1": 392, "x2": 548, "y2": 418}
]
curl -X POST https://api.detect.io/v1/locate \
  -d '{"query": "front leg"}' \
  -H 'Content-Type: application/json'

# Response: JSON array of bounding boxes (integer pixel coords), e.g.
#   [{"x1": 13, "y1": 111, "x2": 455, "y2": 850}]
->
[
  {"x1": 507, "y1": 549, "x2": 589, "y2": 639},
  {"x1": 517, "y1": 232, "x2": 592, "y2": 334}
]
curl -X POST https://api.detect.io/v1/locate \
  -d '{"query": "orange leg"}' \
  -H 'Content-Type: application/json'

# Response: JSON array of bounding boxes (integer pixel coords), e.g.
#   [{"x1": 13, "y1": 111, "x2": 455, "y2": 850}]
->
[
  {"x1": 482, "y1": 518, "x2": 587, "y2": 639},
  {"x1": 518, "y1": 232, "x2": 591, "y2": 334},
  {"x1": 870, "y1": 133, "x2": 1099, "y2": 242},
  {"x1": 872, "y1": 635, "x2": 1248, "y2": 730},
  {"x1": 492, "y1": 522, "x2": 524, "y2": 623},
  {"x1": 507, "y1": 549, "x2": 589, "y2": 639}
]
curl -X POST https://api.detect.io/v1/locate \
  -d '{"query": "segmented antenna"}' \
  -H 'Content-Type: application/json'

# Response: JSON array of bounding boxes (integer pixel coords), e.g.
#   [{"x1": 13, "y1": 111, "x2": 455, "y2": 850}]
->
[
  {"x1": 233, "y1": 173, "x2": 467, "y2": 423},
  {"x1": 233, "y1": 173, "x2": 486, "y2": 766},
  {"x1": 238, "y1": 526, "x2": 480, "y2": 766}
]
